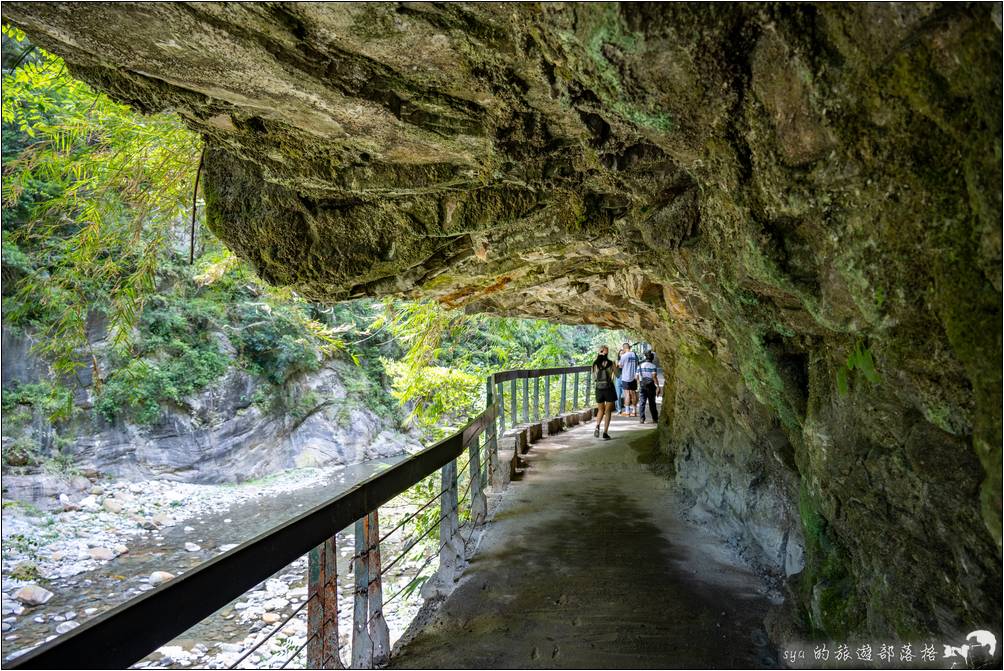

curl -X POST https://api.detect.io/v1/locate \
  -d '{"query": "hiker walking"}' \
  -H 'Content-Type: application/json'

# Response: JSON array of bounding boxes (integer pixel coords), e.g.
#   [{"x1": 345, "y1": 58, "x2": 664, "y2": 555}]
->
[
  {"x1": 614, "y1": 343, "x2": 626, "y2": 413},
  {"x1": 638, "y1": 350, "x2": 660, "y2": 424},
  {"x1": 618, "y1": 342, "x2": 639, "y2": 417},
  {"x1": 592, "y1": 345, "x2": 616, "y2": 440}
]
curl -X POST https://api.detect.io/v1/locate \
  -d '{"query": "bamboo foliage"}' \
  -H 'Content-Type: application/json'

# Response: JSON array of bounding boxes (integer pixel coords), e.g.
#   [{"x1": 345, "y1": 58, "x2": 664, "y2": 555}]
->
[{"x1": 2, "y1": 26, "x2": 199, "y2": 375}]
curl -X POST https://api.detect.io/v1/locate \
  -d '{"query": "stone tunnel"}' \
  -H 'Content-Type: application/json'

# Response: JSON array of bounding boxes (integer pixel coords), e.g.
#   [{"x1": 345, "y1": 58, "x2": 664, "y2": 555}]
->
[{"x1": 4, "y1": 0, "x2": 1000, "y2": 650}]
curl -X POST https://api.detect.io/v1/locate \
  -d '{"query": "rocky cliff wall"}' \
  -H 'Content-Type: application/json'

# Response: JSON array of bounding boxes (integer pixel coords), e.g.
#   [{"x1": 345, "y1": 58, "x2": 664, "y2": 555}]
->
[
  {"x1": 5, "y1": 2, "x2": 1000, "y2": 640},
  {"x1": 1, "y1": 328, "x2": 415, "y2": 494}
]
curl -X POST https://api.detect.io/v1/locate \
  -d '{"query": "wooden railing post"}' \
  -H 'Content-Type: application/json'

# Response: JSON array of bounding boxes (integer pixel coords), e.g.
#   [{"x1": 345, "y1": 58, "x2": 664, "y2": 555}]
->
[
  {"x1": 486, "y1": 377, "x2": 501, "y2": 488},
  {"x1": 573, "y1": 371, "x2": 579, "y2": 409},
  {"x1": 307, "y1": 536, "x2": 342, "y2": 669},
  {"x1": 366, "y1": 512, "x2": 390, "y2": 667},
  {"x1": 560, "y1": 373, "x2": 567, "y2": 414},
  {"x1": 545, "y1": 376, "x2": 551, "y2": 417},
  {"x1": 522, "y1": 376, "x2": 529, "y2": 424},
  {"x1": 468, "y1": 434, "x2": 487, "y2": 524},
  {"x1": 533, "y1": 376, "x2": 540, "y2": 422},
  {"x1": 509, "y1": 378, "x2": 517, "y2": 427},
  {"x1": 351, "y1": 519, "x2": 372, "y2": 668},
  {"x1": 586, "y1": 369, "x2": 592, "y2": 410}
]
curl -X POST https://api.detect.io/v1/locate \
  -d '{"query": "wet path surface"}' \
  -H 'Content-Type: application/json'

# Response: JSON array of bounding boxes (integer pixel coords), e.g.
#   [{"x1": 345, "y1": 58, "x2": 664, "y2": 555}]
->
[{"x1": 393, "y1": 416, "x2": 777, "y2": 669}]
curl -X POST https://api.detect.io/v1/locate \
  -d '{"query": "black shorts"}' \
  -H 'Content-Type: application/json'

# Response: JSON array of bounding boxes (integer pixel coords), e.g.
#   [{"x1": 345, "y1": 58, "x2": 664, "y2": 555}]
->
[
  {"x1": 623, "y1": 380, "x2": 638, "y2": 391},
  {"x1": 595, "y1": 385, "x2": 617, "y2": 403}
]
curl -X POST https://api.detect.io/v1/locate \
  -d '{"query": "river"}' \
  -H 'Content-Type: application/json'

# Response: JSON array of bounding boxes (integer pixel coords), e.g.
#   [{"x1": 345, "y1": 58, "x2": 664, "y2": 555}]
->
[{"x1": 2, "y1": 455, "x2": 452, "y2": 668}]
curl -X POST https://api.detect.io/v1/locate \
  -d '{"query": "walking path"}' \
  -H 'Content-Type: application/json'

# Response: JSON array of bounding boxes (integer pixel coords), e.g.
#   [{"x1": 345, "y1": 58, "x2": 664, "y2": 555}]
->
[{"x1": 393, "y1": 416, "x2": 777, "y2": 669}]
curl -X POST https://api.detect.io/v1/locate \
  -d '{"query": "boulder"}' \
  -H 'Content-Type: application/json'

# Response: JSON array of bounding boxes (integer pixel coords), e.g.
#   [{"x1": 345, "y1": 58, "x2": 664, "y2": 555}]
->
[
  {"x1": 88, "y1": 547, "x2": 115, "y2": 561},
  {"x1": 14, "y1": 585, "x2": 53, "y2": 606},
  {"x1": 149, "y1": 571, "x2": 174, "y2": 586}
]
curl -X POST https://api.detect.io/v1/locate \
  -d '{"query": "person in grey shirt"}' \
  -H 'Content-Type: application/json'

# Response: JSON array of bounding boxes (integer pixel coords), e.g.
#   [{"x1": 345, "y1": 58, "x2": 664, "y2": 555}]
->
[{"x1": 637, "y1": 351, "x2": 660, "y2": 424}]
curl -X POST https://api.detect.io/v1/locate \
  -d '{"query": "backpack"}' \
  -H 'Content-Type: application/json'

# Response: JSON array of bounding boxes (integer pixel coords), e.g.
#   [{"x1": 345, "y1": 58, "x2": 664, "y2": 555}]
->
[{"x1": 595, "y1": 362, "x2": 612, "y2": 389}]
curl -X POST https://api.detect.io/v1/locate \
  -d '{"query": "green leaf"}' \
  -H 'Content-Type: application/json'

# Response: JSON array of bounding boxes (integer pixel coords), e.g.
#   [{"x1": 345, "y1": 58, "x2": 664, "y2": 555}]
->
[{"x1": 836, "y1": 367, "x2": 849, "y2": 396}]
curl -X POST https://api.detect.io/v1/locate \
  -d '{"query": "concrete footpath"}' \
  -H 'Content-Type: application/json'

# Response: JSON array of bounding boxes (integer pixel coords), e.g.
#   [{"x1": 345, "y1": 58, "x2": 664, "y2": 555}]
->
[{"x1": 392, "y1": 415, "x2": 777, "y2": 669}]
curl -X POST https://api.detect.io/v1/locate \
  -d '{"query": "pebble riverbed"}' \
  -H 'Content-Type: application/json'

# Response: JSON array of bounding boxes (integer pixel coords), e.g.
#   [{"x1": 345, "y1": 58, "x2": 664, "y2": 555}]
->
[{"x1": 1, "y1": 457, "x2": 462, "y2": 668}]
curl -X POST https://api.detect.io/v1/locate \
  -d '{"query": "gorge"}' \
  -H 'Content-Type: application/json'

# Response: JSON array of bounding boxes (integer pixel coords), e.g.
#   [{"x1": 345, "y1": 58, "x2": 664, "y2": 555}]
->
[{"x1": 3, "y1": 0, "x2": 1001, "y2": 650}]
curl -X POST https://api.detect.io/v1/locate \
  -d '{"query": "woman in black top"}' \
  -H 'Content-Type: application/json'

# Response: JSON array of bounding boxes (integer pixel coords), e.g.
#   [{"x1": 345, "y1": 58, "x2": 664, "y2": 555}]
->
[{"x1": 592, "y1": 345, "x2": 616, "y2": 440}]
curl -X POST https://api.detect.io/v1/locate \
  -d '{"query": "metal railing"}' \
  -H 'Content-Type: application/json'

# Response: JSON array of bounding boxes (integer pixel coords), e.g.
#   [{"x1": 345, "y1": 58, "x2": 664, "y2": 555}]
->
[{"x1": 8, "y1": 365, "x2": 595, "y2": 670}]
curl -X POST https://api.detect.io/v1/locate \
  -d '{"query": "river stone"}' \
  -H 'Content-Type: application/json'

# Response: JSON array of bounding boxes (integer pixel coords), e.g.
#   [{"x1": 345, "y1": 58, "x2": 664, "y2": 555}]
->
[
  {"x1": 78, "y1": 495, "x2": 99, "y2": 511},
  {"x1": 64, "y1": 611, "x2": 76, "y2": 620},
  {"x1": 184, "y1": 542, "x2": 201, "y2": 552},
  {"x1": 152, "y1": 513, "x2": 172, "y2": 527},
  {"x1": 70, "y1": 476, "x2": 90, "y2": 491},
  {"x1": 264, "y1": 579, "x2": 288, "y2": 596},
  {"x1": 102, "y1": 499, "x2": 123, "y2": 513},
  {"x1": 261, "y1": 612, "x2": 280, "y2": 625},
  {"x1": 114, "y1": 544, "x2": 129, "y2": 555},
  {"x1": 58, "y1": 493, "x2": 78, "y2": 511},
  {"x1": 84, "y1": 608, "x2": 97, "y2": 616},
  {"x1": 0, "y1": 623, "x2": 10, "y2": 633},
  {"x1": 14, "y1": 586, "x2": 53, "y2": 606},
  {"x1": 149, "y1": 571, "x2": 175, "y2": 586},
  {"x1": 263, "y1": 598, "x2": 288, "y2": 611},
  {"x1": 88, "y1": 547, "x2": 115, "y2": 561}
]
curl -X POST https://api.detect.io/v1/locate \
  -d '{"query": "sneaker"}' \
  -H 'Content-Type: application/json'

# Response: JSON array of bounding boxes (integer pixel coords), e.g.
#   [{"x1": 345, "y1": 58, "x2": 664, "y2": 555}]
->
[
  {"x1": 602, "y1": 433, "x2": 611, "y2": 440},
  {"x1": 639, "y1": 418, "x2": 645, "y2": 424},
  {"x1": 594, "y1": 427, "x2": 600, "y2": 438}
]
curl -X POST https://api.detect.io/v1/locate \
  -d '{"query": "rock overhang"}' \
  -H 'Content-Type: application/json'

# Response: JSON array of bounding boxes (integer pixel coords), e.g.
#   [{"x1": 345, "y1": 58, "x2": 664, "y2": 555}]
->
[{"x1": 4, "y1": 1, "x2": 1001, "y2": 638}]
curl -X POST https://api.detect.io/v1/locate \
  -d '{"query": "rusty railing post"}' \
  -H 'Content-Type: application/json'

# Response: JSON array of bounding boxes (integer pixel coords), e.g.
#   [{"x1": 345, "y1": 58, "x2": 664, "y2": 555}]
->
[
  {"x1": 573, "y1": 371, "x2": 579, "y2": 409},
  {"x1": 497, "y1": 381, "x2": 505, "y2": 433},
  {"x1": 486, "y1": 377, "x2": 501, "y2": 487},
  {"x1": 522, "y1": 376, "x2": 529, "y2": 424},
  {"x1": 351, "y1": 519, "x2": 372, "y2": 668},
  {"x1": 545, "y1": 375, "x2": 551, "y2": 417},
  {"x1": 307, "y1": 535, "x2": 342, "y2": 669},
  {"x1": 469, "y1": 433, "x2": 487, "y2": 524},
  {"x1": 437, "y1": 459, "x2": 462, "y2": 581},
  {"x1": 560, "y1": 373, "x2": 567, "y2": 414},
  {"x1": 533, "y1": 376, "x2": 540, "y2": 422},
  {"x1": 509, "y1": 378, "x2": 517, "y2": 427},
  {"x1": 366, "y1": 511, "x2": 390, "y2": 667}
]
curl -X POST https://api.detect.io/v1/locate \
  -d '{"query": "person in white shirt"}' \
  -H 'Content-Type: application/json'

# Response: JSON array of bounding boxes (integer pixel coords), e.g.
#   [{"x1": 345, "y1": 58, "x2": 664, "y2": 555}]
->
[{"x1": 618, "y1": 343, "x2": 639, "y2": 417}]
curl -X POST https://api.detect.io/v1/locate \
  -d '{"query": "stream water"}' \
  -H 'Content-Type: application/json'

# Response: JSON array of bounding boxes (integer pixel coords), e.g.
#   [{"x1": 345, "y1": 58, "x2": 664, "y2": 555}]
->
[{"x1": 2, "y1": 455, "x2": 445, "y2": 667}]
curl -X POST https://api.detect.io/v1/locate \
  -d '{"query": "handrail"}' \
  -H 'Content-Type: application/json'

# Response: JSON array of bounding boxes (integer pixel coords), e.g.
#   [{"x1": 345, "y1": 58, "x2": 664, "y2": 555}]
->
[
  {"x1": 489, "y1": 365, "x2": 589, "y2": 383},
  {"x1": 8, "y1": 364, "x2": 591, "y2": 670}
]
